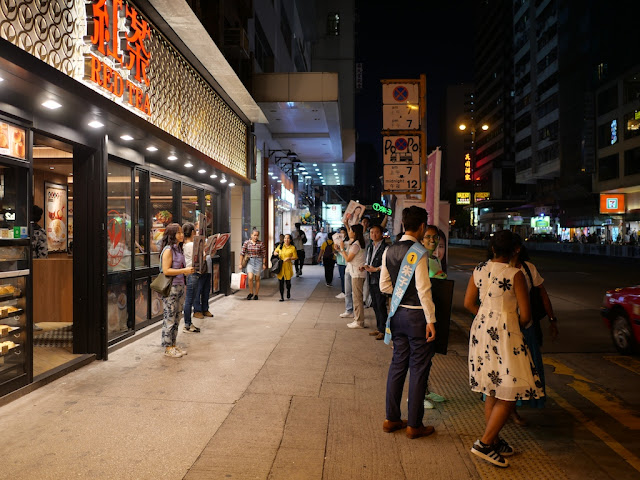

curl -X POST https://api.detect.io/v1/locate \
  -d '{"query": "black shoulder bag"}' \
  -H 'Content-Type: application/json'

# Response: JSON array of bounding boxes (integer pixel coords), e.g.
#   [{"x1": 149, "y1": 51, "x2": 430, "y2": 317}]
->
[{"x1": 521, "y1": 262, "x2": 545, "y2": 346}]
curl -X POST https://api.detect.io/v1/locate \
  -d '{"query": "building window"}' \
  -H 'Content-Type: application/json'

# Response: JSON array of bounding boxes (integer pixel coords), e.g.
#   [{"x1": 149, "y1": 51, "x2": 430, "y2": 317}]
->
[
  {"x1": 280, "y1": 7, "x2": 292, "y2": 56},
  {"x1": 327, "y1": 12, "x2": 340, "y2": 36},
  {"x1": 597, "y1": 121, "x2": 619, "y2": 148},
  {"x1": 254, "y1": 18, "x2": 274, "y2": 72},
  {"x1": 624, "y1": 147, "x2": 640, "y2": 176},
  {"x1": 598, "y1": 153, "x2": 619, "y2": 181},
  {"x1": 597, "y1": 85, "x2": 618, "y2": 116},
  {"x1": 623, "y1": 74, "x2": 640, "y2": 102},
  {"x1": 624, "y1": 111, "x2": 640, "y2": 140}
]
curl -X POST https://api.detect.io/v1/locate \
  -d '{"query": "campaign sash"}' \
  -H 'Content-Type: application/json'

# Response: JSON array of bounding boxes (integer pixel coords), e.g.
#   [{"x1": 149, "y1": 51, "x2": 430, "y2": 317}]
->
[{"x1": 384, "y1": 242, "x2": 427, "y2": 345}]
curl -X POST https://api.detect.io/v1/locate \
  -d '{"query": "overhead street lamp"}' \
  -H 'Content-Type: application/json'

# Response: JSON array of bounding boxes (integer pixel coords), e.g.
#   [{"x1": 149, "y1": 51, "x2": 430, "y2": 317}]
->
[{"x1": 457, "y1": 122, "x2": 489, "y2": 238}]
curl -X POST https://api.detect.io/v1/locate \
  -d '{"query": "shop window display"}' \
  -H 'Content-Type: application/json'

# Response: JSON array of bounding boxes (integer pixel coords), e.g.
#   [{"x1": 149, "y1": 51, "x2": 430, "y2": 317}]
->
[
  {"x1": 107, "y1": 282, "x2": 131, "y2": 339},
  {"x1": 150, "y1": 276, "x2": 163, "y2": 318},
  {"x1": 182, "y1": 184, "x2": 200, "y2": 227},
  {"x1": 107, "y1": 161, "x2": 133, "y2": 272},
  {"x1": 134, "y1": 278, "x2": 149, "y2": 325},
  {"x1": 134, "y1": 169, "x2": 149, "y2": 268},
  {"x1": 150, "y1": 175, "x2": 175, "y2": 266}
]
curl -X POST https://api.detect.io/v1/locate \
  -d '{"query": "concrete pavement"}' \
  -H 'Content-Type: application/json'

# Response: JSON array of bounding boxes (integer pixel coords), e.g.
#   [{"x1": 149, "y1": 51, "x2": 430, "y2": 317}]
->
[{"x1": 0, "y1": 266, "x2": 597, "y2": 479}]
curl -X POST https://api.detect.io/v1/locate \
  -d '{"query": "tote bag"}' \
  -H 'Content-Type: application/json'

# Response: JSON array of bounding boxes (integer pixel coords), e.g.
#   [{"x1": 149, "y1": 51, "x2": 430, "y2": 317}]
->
[{"x1": 150, "y1": 246, "x2": 173, "y2": 297}]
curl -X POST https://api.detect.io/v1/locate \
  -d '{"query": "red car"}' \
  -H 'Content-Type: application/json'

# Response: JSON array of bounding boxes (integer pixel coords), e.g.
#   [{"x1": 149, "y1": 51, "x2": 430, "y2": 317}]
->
[{"x1": 601, "y1": 286, "x2": 640, "y2": 354}]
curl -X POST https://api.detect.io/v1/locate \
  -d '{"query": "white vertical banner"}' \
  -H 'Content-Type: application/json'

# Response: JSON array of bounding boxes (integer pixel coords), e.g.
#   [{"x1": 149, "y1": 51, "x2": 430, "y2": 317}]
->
[{"x1": 426, "y1": 147, "x2": 442, "y2": 227}]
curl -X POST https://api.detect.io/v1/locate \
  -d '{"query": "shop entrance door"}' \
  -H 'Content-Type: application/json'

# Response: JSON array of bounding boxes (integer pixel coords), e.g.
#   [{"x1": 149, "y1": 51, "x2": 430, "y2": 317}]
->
[{"x1": 31, "y1": 134, "x2": 81, "y2": 377}]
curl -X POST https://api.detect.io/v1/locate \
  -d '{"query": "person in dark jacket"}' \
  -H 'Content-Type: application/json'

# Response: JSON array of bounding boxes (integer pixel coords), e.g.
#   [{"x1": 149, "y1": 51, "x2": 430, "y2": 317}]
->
[{"x1": 364, "y1": 224, "x2": 388, "y2": 340}]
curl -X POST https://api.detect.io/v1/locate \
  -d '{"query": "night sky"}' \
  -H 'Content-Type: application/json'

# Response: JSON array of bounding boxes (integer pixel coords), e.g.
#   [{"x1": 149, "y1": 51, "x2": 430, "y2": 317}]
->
[{"x1": 355, "y1": 0, "x2": 475, "y2": 152}]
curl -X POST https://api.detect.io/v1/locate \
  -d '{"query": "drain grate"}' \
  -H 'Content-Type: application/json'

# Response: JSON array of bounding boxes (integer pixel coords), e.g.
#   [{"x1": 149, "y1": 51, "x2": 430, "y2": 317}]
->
[{"x1": 429, "y1": 354, "x2": 569, "y2": 479}]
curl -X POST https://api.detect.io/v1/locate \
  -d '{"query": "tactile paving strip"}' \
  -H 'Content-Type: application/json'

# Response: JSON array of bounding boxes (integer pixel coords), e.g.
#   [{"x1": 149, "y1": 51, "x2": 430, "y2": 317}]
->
[{"x1": 429, "y1": 354, "x2": 569, "y2": 479}]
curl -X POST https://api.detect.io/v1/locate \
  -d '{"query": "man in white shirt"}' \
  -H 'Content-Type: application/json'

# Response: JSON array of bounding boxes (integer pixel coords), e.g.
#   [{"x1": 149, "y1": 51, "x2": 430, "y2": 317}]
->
[
  {"x1": 380, "y1": 206, "x2": 437, "y2": 440},
  {"x1": 315, "y1": 227, "x2": 328, "y2": 265}
]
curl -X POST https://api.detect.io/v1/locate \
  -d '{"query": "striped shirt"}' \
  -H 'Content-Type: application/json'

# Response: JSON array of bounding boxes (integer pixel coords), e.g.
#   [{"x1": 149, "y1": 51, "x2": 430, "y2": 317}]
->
[{"x1": 241, "y1": 240, "x2": 266, "y2": 259}]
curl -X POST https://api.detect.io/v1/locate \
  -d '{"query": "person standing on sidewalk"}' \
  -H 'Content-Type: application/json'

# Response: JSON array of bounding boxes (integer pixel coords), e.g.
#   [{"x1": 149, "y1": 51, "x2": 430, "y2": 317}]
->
[
  {"x1": 364, "y1": 224, "x2": 388, "y2": 340},
  {"x1": 318, "y1": 234, "x2": 336, "y2": 286},
  {"x1": 160, "y1": 223, "x2": 195, "y2": 358},
  {"x1": 182, "y1": 223, "x2": 201, "y2": 333},
  {"x1": 292, "y1": 223, "x2": 307, "y2": 276},
  {"x1": 315, "y1": 227, "x2": 328, "y2": 265},
  {"x1": 240, "y1": 230, "x2": 267, "y2": 300},
  {"x1": 334, "y1": 227, "x2": 348, "y2": 300},
  {"x1": 380, "y1": 206, "x2": 437, "y2": 439},
  {"x1": 463, "y1": 230, "x2": 543, "y2": 468},
  {"x1": 274, "y1": 234, "x2": 297, "y2": 301},
  {"x1": 338, "y1": 224, "x2": 366, "y2": 328}
]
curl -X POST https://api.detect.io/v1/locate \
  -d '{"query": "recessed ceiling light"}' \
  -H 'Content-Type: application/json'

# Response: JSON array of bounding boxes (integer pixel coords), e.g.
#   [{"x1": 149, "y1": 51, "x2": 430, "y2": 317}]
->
[
  {"x1": 184, "y1": 162, "x2": 193, "y2": 168},
  {"x1": 0, "y1": 77, "x2": 4, "y2": 82},
  {"x1": 42, "y1": 100, "x2": 62, "y2": 110},
  {"x1": 210, "y1": 174, "x2": 217, "y2": 179},
  {"x1": 88, "y1": 120, "x2": 104, "y2": 128},
  {"x1": 49, "y1": 166, "x2": 54, "y2": 170},
  {"x1": 229, "y1": 182, "x2": 235, "y2": 187},
  {"x1": 168, "y1": 155, "x2": 177, "y2": 161},
  {"x1": 220, "y1": 177, "x2": 227, "y2": 184},
  {"x1": 120, "y1": 134, "x2": 134, "y2": 141},
  {"x1": 146, "y1": 146, "x2": 158, "y2": 152},
  {"x1": 198, "y1": 169, "x2": 206, "y2": 174},
  {"x1": 277, "y1": 180, "x2": 282, "y2": 183},
  {"x1": 332, "y1": 164, "x2": 336, "y2": 166},
  {"x1": 315, "y1": 168, "x2": 320, "y2": 171},
  {"x1": 313, "y1": 163, "x2": 317, "y2": 167}
]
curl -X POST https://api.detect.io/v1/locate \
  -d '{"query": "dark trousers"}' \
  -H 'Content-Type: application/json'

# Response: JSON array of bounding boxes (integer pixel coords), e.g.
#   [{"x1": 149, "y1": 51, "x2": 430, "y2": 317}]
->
[
  {"x1": 295, "y1": 249, "x2": 305, "y2": 274},
  {"x1": 385, "y1": 307, "x2": 436, "y2": 428},
  {"x1": 370, "y1": 282, "x2": 387, "y2": 334},
  {"x1": 195, "y1": 272, "x2": 211, "y2": 313},
  {"x1": 323, "y1": 259, "x2": 335, "y2": 284},
  {"x1": 279, "y1": 278, "x2": 291, "y2": 298}
]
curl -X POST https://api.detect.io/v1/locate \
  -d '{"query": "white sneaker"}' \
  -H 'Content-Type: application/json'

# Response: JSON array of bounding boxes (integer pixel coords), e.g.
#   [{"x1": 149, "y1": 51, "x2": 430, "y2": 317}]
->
[
  {"x1": 339, "y1": 311, "x2": 354, "y2": 318},
  {"x1": 335, "y1": 292, "x2": 346, "y2": 299},
  {"x1": 164, "y1": 347, "x2": 183, "y2": 358},
  {"x1": 347, "y1": 322, "x2": 364, "y2": 329},
  {"x1": 424, "y1": 399, "x2": 435, "y2": 409},
  {"x1": 174, "y1": 346, "x2": 187, "y2": 356}
]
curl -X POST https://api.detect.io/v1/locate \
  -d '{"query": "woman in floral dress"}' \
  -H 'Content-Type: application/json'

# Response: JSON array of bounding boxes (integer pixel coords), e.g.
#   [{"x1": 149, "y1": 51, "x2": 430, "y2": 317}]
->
[{"x1": 463, "y1": 230, "x2": 544, "y2": 468}]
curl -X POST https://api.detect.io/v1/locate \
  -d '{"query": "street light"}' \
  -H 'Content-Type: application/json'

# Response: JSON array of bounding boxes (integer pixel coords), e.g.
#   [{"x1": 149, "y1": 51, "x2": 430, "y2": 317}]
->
[{"x1": 457, "y1": 121, "x2": 489, "y2": 238}]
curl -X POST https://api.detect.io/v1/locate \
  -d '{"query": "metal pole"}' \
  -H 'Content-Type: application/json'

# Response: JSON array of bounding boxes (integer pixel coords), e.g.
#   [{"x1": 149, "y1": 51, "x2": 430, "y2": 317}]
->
[{"x1": 471, "y1": 128, "x2": 475, "y2": 238}]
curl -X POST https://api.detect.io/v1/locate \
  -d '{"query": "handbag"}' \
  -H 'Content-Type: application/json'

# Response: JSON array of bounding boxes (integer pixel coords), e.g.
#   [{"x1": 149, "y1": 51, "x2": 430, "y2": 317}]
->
[
  {"x1": 241, "y1": 255, "x2": 250, "y2": 268},
  {"x1": 150, "y1": 246, "x2": 173, "y2": 297},
  {"x1": 270, "y1": 254, "x2": 282, "y2": 275},
  {"x1": 522, "y1": 262, "x2": 546, "y2": 345}
]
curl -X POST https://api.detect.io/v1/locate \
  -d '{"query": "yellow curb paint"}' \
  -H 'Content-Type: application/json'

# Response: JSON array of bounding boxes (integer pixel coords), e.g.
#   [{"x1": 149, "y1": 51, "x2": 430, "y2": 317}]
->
[
  {"x1": 545, "y1": 358, "x2": 640, "y2": 430},
  {"x1": 604, "y1": 356, "x2": 640, "y2": 376},
  {"x1": 547, "y1": 386, "x2": 640, "y2": 474}
]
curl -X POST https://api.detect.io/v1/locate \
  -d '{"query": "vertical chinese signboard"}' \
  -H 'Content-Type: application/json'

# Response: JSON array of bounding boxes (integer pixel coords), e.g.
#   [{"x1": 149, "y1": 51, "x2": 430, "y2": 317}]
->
[{"x1": 464, "y1": 153, "x2": 471, "y2": 181}]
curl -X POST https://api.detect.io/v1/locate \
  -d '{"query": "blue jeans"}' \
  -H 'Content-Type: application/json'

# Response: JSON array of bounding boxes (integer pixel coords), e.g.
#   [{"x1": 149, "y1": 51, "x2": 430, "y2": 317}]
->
[
  {"x1": 338, "y1": 264, "x2": 346, "y2": 293},
  {"x1": 195, "y1": 272, "x2": 211, "y2": 313},
  {"x1": 344, "y1": 271, "x2": 353, "y2": 313},
  {"x1": 183, "y1": 274, "x2": 200, "y2": 327}
]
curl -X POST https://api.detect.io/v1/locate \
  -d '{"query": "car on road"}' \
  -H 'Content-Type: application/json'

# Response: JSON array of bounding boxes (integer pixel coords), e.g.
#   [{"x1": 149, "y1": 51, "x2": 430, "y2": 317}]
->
[
  {"x1": 525, "y1": 233, "x2": 557, "y2": 243},
  {"x1": 601, "y1": 286, "x2": 640, "y2": 354}
]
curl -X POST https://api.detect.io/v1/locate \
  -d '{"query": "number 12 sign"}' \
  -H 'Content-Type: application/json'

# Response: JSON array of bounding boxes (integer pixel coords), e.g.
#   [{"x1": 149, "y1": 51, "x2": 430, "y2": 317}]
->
[{"x1": 383, "y1": 164, "x2": 421, "y2": 192}]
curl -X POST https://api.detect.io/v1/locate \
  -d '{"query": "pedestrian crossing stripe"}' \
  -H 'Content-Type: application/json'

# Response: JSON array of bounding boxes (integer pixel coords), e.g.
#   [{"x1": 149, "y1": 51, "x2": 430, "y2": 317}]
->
[{"x1": 604, "y1": 356, "x2": 640, "y2": 376}]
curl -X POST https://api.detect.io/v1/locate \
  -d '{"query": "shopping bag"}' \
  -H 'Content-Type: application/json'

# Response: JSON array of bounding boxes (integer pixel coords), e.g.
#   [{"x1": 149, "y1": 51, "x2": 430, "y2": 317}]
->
[
  {"x1": 231, "y1": 272, "x2": 247, "y2": 290},
  {"x1": 150, "y1": 273, "x2": 172, "y2": 297}
]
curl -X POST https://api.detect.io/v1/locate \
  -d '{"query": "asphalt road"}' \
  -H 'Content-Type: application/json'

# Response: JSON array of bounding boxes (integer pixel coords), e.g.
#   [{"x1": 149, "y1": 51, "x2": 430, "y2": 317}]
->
[{"x1": 446, "y1": 245, "x2": 640, "y2": 479}]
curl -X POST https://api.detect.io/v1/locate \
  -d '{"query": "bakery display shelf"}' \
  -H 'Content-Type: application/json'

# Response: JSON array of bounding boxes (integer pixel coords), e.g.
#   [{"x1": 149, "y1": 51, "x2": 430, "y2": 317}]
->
[
  {"x1": 0, "y1": 291, "x2": 21, "y2": 302},
  {"x1": 0, "y1": 326, "x2": 19, "y2": 337},
  {"x1": 0, "y1": 238, "x2": 29, "y2": 246},
  {"x1": 0, "y1": 308, "x2": 24, "y2": 319},
  {"x1": 0, "y1": 343, "x2": 20, "y2": 356}
]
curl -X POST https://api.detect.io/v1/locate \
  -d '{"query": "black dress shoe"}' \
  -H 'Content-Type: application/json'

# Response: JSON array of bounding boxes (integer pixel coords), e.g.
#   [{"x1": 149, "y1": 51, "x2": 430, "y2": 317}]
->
[
  {"x1": 279, "y1": 298, "x2": 284, "y2": 302},
  {"x1": 247, "y1": 293, "x2": 253, "y2": 300},
  {"x1": 253, "y1": 295, "x2": 259, "y2": 300}
]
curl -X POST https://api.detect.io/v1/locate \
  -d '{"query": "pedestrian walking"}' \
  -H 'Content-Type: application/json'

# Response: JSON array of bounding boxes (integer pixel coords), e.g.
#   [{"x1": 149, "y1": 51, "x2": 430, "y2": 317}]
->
[
  {"x1": 240, "y1": 230, "x2": 267, "y2": 300},
  {"x1": 363, "y1": 224, "x2": 388, "y2": 340},
  {"x1": 160, "y1": 223, "x2": 195, "y2": 358},
  {"x1": 315, "y1": 227, "x2": 328, "y2": 265},
  {"x1": 182, "y1": 223, "x2": 202, "y2": 333},
  {"x1": 509, "y1": 234, "x2": 559, "y2": 426},
  {"x1": 334, "y1": 227, "x2": 348, "y2": 300},
  {"x1": 463, "y1": 230, "x2": 544, "y2": 468},
  {"x1": 338, "y1": 224, "x2": 366, "y2": 328},
  {"x1": 380, "y1": 206, "x2": 437, "y2": 439},
  {"x1": 292, "y1": 223, "x2": 307, "y2": 276},
  {"x1": 274, "y1": 234, "x2": 297, "y2": 301},
  {"x1": 318, "y1": 234, "x2": 336, "y2": 286}
]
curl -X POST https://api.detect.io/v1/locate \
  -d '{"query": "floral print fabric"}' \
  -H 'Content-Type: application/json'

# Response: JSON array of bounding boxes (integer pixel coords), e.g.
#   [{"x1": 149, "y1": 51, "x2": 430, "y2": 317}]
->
[{"x1": 468, "y1": 260, "x2": 544, "y2": 402}]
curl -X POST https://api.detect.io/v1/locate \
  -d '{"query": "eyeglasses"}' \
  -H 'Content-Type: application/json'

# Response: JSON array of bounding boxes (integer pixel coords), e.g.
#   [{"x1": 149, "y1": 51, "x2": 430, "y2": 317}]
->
[{"x1": 424, "y1": 235, "x2": 439, "y2": 240}]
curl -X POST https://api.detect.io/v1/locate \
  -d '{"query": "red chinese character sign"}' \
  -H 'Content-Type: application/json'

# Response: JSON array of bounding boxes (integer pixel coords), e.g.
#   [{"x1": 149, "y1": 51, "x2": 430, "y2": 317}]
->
[
  {"x1": 85, "y1": 0, "x2": 152, "y2": 116},
  {"x1": 464, "y1": 153, "x2": 471, "y2": 181}
]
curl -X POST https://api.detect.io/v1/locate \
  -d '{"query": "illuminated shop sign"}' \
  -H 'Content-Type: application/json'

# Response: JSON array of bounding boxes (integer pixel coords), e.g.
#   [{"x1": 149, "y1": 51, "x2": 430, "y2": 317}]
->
[
  {"x1": 599, "y1": 193, "x2": 625, "y2": 214},
  {"x1": 372, "y1": 202, "x2": 393, "y2": 216},
  {"x1": 464, "y1": 153, "x2": 471, "y2": 181},
  {"x1": 456, "y1": 192, "x2": 470, "y2": 205},
  {"x1": 85, "y1": 0, "x2": 152, "y2": 116},
  {"x1": 530, "y1": 216, "x2": 550, "y2": 228},
  {"x1": 474, "y1": 192, "x2": 490, "y2": 203}
]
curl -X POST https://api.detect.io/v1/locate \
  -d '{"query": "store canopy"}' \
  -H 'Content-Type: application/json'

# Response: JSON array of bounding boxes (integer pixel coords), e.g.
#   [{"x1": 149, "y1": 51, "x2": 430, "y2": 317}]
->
[
  {"x1": 253, "y1": 72, "x2": 354, "y2": 186},
  {"x1": 147, "y1": 0, "x2": 267, "y2": 124}
]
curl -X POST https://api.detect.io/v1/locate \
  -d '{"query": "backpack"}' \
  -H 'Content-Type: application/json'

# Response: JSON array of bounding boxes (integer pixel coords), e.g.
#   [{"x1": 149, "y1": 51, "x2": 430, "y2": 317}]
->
[
  {"x1": 192, "y1": 235, "x2": 208, "y2": 274},
  {"x1": 322, "y1": 241, "x2": 335, "y2": 260}
]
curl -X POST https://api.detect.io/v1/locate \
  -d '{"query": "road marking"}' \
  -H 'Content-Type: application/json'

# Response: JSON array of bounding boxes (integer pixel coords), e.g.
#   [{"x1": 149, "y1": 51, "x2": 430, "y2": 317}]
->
[
  {"x1": 604, "y1": 356, "x2": 640, "y2": 376},
  {"x1": 544, "y1": 358, "x2": 640, "y2": 430},
  {"x1": 547, "y1": 385, "x2": 640, "y2": 474}
]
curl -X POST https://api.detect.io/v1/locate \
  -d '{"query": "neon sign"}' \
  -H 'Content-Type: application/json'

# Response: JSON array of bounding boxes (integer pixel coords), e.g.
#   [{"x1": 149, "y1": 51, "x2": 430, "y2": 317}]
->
[
  {"x1": 464, "y1": 153, "x2": 471, "y2": 181},
  {"x1": 373, "y1": 203, "x2": 392, "y2": 216}
]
